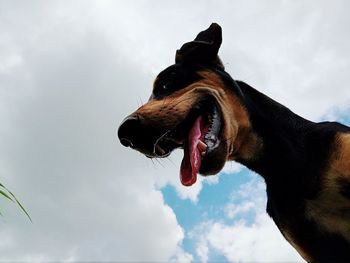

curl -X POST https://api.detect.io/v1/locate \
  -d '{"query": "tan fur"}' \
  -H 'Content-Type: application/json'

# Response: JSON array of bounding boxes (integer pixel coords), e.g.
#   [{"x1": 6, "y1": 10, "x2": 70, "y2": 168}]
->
[
  {"x1": 124, "y1": 64, "x2": 350, "y2": 260},
  {"x1": 283, "y1": 231, "x2": 312, "y2": 262},
  {"x1": 197, "y1": 71, "x2": 263, "y2": 161},
  {"x1": 136, "y1": 70, "x2": 262, "y2": 164},
  {"x1": 331, "y1": 133, "x2": 350, "y2": 179},
  {"x1": 305, "y1": 133, "x2": 350, "y2": 242}
]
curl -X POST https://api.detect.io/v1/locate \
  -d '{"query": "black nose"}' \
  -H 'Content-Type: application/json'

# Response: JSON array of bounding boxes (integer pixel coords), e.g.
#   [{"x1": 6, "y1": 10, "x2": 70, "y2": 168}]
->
[{"x1": 117, "y1": 115, "x2": 141, "y2": 148}]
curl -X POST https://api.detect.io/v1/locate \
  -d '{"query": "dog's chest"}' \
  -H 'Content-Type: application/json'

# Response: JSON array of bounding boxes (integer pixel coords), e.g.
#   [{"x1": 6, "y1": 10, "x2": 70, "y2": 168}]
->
[
  {"x1": 306, "y1": 133, "x2": 350, "y2": 241},
  {"x1": 273, "y1": 182, "x2": 350, "y2": 262},
  {"x1": 304, "y1": 187, "x2": 350, "y2": 241}
]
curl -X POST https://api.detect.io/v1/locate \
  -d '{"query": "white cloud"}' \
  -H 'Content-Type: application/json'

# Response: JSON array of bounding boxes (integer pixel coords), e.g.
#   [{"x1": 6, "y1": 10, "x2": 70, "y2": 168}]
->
[
  {"x1": 153, "y1": 151, "x2": 204, "y2": 202},
  {"x1": 221, "y1": 162, "x2": 244, "y2": 175},
  {"x1": 0, "y1": 1, "x2": 191, "y2": 261},
  {"x1": 224, "y1": 201, "x2": 255, "y2": 219},
  {"x1": 196, "y1": 238, "x2": 210, "y2": 263},
  {"x1": 0, "y1": 0, "x2": 349, "y2": 261},
  {"x1": 171, "y1": 248, "x2": 194, "y2": 263},
  {"x1": 206, "y1": 213, "x2": 304, "y2": 262},
  {"x1": 190, "y1": 178, "x2": 304, "y2": 262},
  {"x1": 155, "y1": 160, "x2": 244, "y2": 204},
  {"x1": 222, "y1": 0, "x2": 350, "y2": 121},
  {"x1": 153, "y1": 152, "x2": 243, "y2": 203}
]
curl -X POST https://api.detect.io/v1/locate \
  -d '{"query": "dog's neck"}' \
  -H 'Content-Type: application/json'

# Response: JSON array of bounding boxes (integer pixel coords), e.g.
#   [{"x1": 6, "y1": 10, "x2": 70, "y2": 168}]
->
[{"x1": 232, "y1": 81, "x2": 331, "y2": 199}]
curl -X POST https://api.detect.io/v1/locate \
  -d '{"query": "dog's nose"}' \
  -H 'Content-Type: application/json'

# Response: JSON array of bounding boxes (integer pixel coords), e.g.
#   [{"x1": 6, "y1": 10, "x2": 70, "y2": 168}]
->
[{"x1": 118, "y1": 115, "x2": 141, "y2": 148}]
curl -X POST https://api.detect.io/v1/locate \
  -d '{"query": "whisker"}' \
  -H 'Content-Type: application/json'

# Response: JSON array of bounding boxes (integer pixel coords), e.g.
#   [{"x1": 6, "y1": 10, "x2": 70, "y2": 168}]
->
[
  {"x1": 138, "y1": 96, "x2": 144, "y2": 107},
  {"x1": 155, "y1": 158, "x2": 165, "y2": 168},
  {"x1": 159, "y1": 95, "x2": 194, "y2": 113},
  {"x1": 168, "y1": 96, "x2": 194, "y2": 110},
  {"x1": 167, "y1": 156, "x2": 177, "y2": 168},
  {"x1": 157, "y1": 94, "x2": 180, "y2": 114},
  {"x1": 153, "y1": 129, "x2": 172, "y2": 155}
]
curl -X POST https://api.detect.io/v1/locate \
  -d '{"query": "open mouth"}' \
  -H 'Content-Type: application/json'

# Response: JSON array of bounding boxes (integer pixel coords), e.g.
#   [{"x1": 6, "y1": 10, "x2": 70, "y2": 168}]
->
[{"x1": 154, "y1": 99, "x2": 222, "y2": 186}]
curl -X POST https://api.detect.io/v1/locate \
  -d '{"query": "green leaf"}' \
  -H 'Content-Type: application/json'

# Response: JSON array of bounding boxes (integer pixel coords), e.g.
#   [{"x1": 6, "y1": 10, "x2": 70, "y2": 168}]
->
[
  {"x1": 0, "y1": 189, "x2": 14, "y2": 202},
  {"x1": 6, "y1": 189, "x2": 32, "y2": 222},
  {"x1": 0, "y1": 182, "x2": 32, "y2": 222}
]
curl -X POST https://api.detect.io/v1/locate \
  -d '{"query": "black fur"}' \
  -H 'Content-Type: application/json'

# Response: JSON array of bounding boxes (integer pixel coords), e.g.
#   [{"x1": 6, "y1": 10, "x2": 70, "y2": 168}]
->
[
  {"x1": 338, "y1": 177, "x2": 350, "y2": 200},
  {"x1": 152, "y1": 64, "x2": 201, "y2": 100},
  {"x1": 119, "y1": 23, "x2": 350, "y2": 262},
  {"x1": 220, "y1": 76, "x2": 350, "y2": 262},
  {"x1": 151, "y1": 63, "x2": 350, "y2": 260}
]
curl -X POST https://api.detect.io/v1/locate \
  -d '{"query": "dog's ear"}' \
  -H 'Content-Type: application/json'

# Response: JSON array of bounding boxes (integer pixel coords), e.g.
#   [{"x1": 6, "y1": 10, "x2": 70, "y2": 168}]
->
[{"x1": 175, "y1": 23, "x2": 224, "y2": 69}]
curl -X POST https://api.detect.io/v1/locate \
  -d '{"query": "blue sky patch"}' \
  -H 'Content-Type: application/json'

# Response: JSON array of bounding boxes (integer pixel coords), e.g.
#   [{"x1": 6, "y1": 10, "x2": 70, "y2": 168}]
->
[
  {"x1": 162, "y1": 167, "x2": 265, "y2": 261},
  {"x1": 162, "y1": 109, "x2": 350, "y2": 261}
]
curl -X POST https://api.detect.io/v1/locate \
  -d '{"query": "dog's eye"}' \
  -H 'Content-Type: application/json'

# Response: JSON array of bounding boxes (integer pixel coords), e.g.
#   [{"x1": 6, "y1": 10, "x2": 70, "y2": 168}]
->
[
  {"x1": 162, "y1": 72, "x2": 176, "y2": 89},
  {"x1": 152, "y1": 70, "x2": 184, "y2": 99},
  {"x1": 162, "y1": 82, "x2": 171, "y2": 90}
]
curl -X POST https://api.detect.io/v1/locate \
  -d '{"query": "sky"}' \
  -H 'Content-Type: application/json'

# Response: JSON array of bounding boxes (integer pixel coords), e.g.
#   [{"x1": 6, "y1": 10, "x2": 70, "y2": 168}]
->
[{"x1": 0, "y1": 0, "x2": 349, "y2": 262}]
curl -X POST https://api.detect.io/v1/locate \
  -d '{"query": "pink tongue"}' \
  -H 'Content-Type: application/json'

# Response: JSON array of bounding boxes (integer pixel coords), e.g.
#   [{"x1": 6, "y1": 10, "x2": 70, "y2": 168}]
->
[{"x1": 180, "y1": 116, "x2": 203, "y2": 186}]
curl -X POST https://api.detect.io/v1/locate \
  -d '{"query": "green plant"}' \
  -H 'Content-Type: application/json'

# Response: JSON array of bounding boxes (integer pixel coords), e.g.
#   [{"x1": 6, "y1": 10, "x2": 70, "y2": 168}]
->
[{"x1": 0, "y1": 182, "x2": 32, "y2": 222}]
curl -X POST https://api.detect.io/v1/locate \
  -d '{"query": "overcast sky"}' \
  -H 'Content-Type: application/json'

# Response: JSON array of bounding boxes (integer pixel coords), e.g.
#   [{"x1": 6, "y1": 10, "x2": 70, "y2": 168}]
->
[{"x1": 0, "y1": 1, "x2": 349, "y2": 262}]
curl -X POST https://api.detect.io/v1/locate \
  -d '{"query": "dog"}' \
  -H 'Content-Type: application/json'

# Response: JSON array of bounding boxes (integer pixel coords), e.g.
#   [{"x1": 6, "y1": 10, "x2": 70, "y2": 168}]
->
[{"x1": 118, "y1": 23, "x2": 350, "y2": 262}]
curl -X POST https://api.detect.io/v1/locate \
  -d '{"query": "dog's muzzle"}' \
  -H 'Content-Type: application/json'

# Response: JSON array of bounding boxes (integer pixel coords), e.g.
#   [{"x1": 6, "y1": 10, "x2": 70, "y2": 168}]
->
[
  {"x1": 118, "y1": 114, "x2": 175, "y2": 158},
  {"x1": 118, "y1": 115, "x2": 140, "y2": 148}
]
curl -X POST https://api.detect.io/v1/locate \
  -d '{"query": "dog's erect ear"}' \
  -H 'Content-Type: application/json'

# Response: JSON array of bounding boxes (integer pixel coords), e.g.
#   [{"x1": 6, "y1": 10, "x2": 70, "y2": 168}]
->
[{"x1": 175, "y1": 23, "x2": 224, "y2": 69}]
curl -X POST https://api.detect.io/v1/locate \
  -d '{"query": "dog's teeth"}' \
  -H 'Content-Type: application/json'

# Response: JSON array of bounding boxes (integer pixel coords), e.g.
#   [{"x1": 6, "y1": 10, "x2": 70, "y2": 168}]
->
[
  {"x1": 156, "y1": 145, "x2": 166, "y2": 155},
  {"x1": 198, "y1": 140, "x2": 207, "y2": 152},
  {"x1": 201, "y1": 151, "x2": 206, "y2": 156}
]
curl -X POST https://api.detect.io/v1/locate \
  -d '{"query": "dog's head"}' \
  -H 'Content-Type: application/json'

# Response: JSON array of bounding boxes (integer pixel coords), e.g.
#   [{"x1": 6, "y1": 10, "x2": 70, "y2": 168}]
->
[{"x1": 118, "y1": 23, "x2": 253, "y2": 186}]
